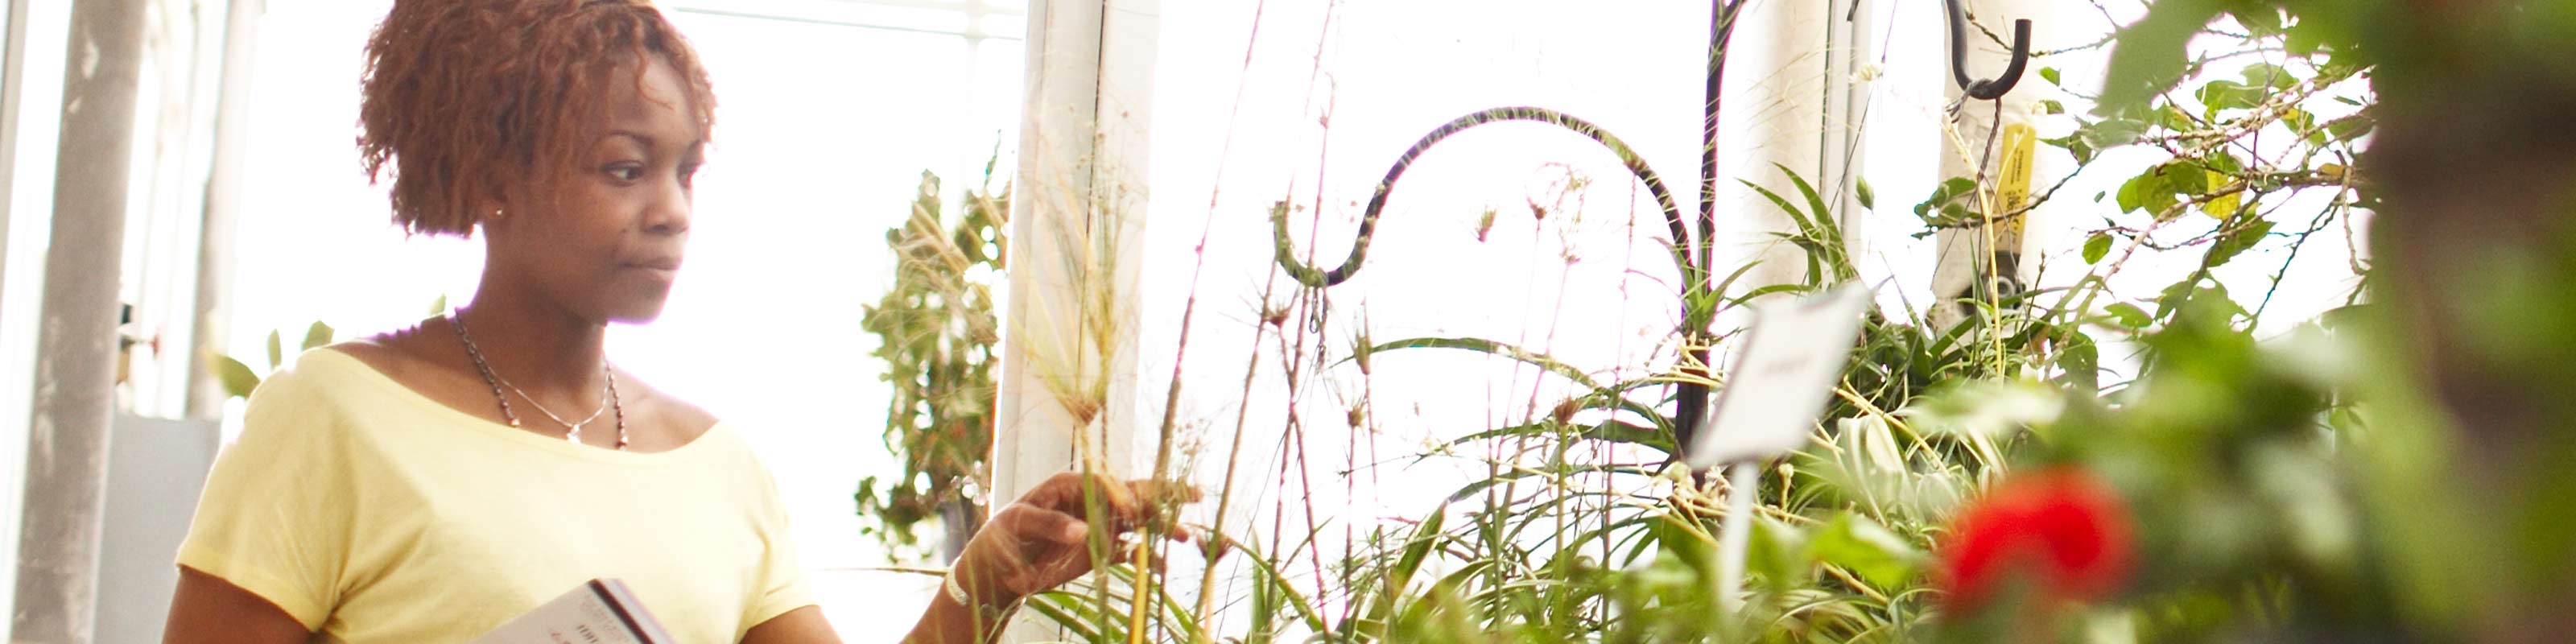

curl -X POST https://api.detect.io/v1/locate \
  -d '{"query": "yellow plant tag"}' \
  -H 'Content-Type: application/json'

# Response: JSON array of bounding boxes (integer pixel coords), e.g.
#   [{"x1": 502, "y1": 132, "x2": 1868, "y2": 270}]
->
[{"x1": 1995, "y1": 123, "x2": 2037, "y2": 244}]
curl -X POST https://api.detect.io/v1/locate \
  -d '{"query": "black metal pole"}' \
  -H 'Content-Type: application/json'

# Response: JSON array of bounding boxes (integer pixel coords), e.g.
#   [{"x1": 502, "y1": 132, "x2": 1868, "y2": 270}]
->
[{"x1": 1676, "y1": 0, "x2": 1740, "y2": 457}]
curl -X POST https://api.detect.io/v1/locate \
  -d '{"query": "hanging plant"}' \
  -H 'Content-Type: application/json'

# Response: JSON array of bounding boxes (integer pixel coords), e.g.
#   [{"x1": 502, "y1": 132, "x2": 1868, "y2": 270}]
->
[{"x1": 857, "y1": 161, "x2": 1010, "y2": 562}]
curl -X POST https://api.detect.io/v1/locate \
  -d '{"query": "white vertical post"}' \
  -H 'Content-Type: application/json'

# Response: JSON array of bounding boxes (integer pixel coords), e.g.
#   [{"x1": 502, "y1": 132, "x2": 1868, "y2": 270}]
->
[
  {"x1": 12, "y1": 0, "x2": 147, "y2": 640},
  {"x1": 1721, "y1": 0, "x2": 1872, "y2": 294},
  {"x1": 993, "y1": 1, "x2": 1158, "y2": 639},
  {"x1": 1719, "y1": 0, "x2": 1828, "y2": 293},
  {"x1": 0, "y1": 0, "x2": 72, "y2": 633},
  {"x1": 1822, "y1": 0, "x2": 1876, "y2": 258},
  {"x1": 182, "y1": 0, "x2": 259, "y2": 419},
  {"x1": 1927, "y1": 0, "x2": 2058, "y2": 330},
  {"x1": 992, "y1": 0, "x2": 1159, "y2": 519}
]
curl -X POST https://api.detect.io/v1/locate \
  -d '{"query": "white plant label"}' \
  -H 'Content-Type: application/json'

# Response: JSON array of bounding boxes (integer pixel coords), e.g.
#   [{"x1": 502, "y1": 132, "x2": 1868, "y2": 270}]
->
[{"x1": 1686, "y1": 284, "x2": 1873, "y2": 467}]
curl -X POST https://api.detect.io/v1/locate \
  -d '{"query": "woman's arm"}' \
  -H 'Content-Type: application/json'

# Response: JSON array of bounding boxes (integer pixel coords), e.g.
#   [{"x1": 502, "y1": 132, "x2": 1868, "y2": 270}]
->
[
  {"x1": 744, "y1": 605, "x2": 844, "y2": 643},
  {"x1": 902, "y1": 587, "x2": 1002, "y2": 644},
  {"x1": 163, "y1": 567, "x2": 312, "y2": 643}
]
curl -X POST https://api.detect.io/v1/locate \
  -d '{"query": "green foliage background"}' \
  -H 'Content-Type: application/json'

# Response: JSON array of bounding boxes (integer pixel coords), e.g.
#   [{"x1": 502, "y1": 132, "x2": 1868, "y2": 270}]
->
[{"x1": 856, "y1": 164, "x2": 1010, "y2": 560}]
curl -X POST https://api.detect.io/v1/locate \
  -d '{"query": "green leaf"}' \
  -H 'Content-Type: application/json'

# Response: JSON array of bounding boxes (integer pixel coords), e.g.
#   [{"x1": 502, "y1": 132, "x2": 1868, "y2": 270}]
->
[
  {"x1": 1915, "y1": 177, "x2": 1979, "y2": 219},
  {"x1": 2241, "y1": 62, "x2": 2296, "y2": 89},
  {"x1": 2165, "y1": 163, "x2": 2210, "y2": 195},
  {"x1": 1743, "y1": 180, "x2": 1813, "y2": 232},
  {"x1": 2231, "y1": 7, "x2": 2283, "y2": 35},
  {"x1": 1746, "y1": 516, "x2": 1809, "y2": 588},
  {"x1": 2106, "y1": 303, "x2": 2153, "y2": 328},
  {"x1": 2080, "y1": 118, "x2": 2151, "y2": 149},
  {"x1": 2285, "y1": 18, "x2": 2326, "y2": 56},
  {"x1": 2098, "y1": 0, "x2": 2222, "y2": 116},
  {"x1": 2119, "y1": 163, "x2": 2196, "y2": 220},
  {"x1": 2285, "y1": 108, "x2": 2324, "y2": 145},
  {"x1": 2083, "y1": 232, "x2": 2114, "y2": 264},
  {"x1": 1387, "y1": 506, "x2": 1445, "y2": 597},
  {"x1": 2197, "y1": 79, "x2": 2263, "y2": 114},
  {"x1": 2155, "y1": 105, "x2": 2199, "y2": 131},
  {"x1": 1807, "y1": 514, "x2": 1923, "y2": 588},
  {"x1": 2056, "y1": 330, "x2": 2101, "y2": 395},
  {"x1": 2326, "y1": 111, "x2": 2376, "y2": 142},
  {"x1": 1774, "y1": 163, "x2": 1849, "y2": 277},
  {"x1": 266, "y1": 331, "x2": 283, "y2": 370},
  {"x1": 2206, "y1": 151, "x2": 2247, "y2": 175},
  {"x1": 2156, "y1": 279, "x2": 2197, "y2": 321},
  {"x1": 1855, "y1": 176, "x2": 1876, "y2": 211},
  {"x1": 1354, "y1": 336, "x2": 1600, "y2": 390},
  {"x1": 213, "y1": 355, "x2": 262, "y2": 399},
  {"x1": 1443, "y1": 420, "x2": 1672, "y2": 455},
  {"x1": 428, "y1": 295, "x2": 448, "y2": 316},
  {"x1": 2116, "y1": 170, "x2": 2160, "y2": 214},
  {"x1": 2205, "y1": 218, "x2": 2277, "y2": 267},
  {"x1": 2038, "y1": 67, "x2": 2062, "y2": 85},
  {"x1": 2038, "y1": 99, "x2": 2066, "y2": 115},
  {"x1": 1653, "y1": 512, "x2": 1719, "y2": 580},
  {"x1": 1901, "y1": 380, "x2": 2067, "y2": 439},
  {"x1": 300, "y1": 321, "x2": 334, "y2": 352}
]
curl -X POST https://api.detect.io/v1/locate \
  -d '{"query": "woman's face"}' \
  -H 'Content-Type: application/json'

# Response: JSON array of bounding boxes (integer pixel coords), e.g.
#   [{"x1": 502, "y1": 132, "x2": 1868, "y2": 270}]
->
[{"x1": 486, "y1": 56, "x2": 704, "y2": 324}]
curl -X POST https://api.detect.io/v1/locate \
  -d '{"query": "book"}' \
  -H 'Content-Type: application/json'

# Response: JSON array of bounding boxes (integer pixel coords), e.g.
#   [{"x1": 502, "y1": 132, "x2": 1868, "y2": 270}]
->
[{"x1": 471, "y1": 579, "x2": 675, "y2": 644}]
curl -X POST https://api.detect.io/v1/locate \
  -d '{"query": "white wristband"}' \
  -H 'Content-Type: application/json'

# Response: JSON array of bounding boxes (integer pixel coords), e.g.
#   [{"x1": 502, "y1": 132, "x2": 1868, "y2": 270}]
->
[
  {"x1": 946, "y1": 571, "x2": 1016, "y2": 621},
  {"x1": 944, "y1": 572, "x2": 972, "y2": 606}
]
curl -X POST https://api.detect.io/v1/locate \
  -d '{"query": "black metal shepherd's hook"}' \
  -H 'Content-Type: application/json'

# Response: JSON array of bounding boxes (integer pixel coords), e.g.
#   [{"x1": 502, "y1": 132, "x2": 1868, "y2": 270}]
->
[
  {"x1": 1946, "y1": 0, "x2": 2033, "y2": 101},
  {"x1": 1265, "y1": 0, "x2": 1753, "y2": 459}
]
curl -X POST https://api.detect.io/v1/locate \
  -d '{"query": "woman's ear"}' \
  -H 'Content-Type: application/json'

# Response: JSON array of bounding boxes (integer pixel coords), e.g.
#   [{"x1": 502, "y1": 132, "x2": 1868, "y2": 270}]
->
[{"x1": 473, "y1": 187, "x2": 515, "y2": 234}]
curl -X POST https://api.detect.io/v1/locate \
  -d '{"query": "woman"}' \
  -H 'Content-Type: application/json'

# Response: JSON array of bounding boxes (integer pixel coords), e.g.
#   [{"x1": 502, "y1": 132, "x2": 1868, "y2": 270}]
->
[{"x1": 163, "y1": 2, "x2": 1177, "y2": 642}]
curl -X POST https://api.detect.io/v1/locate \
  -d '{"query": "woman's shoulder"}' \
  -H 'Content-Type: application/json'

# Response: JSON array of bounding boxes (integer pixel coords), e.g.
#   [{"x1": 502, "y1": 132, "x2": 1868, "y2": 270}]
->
[
  {"x1": 610, "y1": 372, "x2": 724, "y2": 454},
  {"x1": 320, "y1": 319, "x2": 451, "y2": 384},
  {"x1": 239, "y1": 320, "x2": 464, "y2": 436}
]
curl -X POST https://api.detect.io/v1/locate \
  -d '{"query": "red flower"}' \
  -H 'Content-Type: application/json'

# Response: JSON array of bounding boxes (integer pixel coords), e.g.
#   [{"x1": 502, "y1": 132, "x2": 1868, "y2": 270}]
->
[{"x1": 1936, "y1": 466, "x2": 2136, "y2": 613}]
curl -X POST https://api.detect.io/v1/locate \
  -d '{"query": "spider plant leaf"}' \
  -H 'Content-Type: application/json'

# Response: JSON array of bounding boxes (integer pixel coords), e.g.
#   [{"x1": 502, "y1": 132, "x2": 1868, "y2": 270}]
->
[
  {"x1": 1777, "y1": 163, "x2": 1844, "y2": 253},
  {"x1": 1441, "y1": 420, "x2": 1671, "y2": 455},
  {"x1": 1741, "y1": 179, "x2": 1815, "y2": 233},
  {"x1": 1353, "y1": 336, "x2": 1599, "y2": 390},
  {"x1": 1389, "y1": 506, "x2": 1447, "y2": 601}
]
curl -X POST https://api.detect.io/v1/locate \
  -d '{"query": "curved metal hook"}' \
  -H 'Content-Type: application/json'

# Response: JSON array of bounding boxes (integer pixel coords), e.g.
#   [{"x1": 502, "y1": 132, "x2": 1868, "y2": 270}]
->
[
  {"x1": 1946, "y1": 0, "x2": 2033, "y2": 101},
  {"x1": 1270, "y1": 106, "x2": 1694, "y2": 289}
]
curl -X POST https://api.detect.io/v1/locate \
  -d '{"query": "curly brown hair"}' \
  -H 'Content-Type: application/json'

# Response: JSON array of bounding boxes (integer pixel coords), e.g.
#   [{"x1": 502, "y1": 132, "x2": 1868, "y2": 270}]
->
[{"x1": 358, "y1": 0, "x2": 716, "y2": 237}]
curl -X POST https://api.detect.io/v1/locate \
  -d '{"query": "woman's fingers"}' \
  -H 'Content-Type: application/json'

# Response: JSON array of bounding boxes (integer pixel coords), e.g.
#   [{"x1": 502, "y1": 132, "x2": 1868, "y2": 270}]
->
[
  {"x1": 1019, "y1": 473, "x2": 1203, "y2": 536},
  {"x1": 976, "y1": 481, "x2": 1226, "y2": 597},
  {"x1": 1001, "y1": 503, "x2": 1088, "y2": 547},
  {"x1": 1023, "y1": 473, "x2": 1145, "y2": 529}
]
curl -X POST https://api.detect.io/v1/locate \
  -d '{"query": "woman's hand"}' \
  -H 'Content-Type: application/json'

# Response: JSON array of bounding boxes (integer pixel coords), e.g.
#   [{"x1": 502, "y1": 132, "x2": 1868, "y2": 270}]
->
[
  {"x1": 906, "y1": 473, "x2": 1199, "y2": 644},
  {"x1": 953, "y1": 473, "x2": 1199, "y2": 605}
]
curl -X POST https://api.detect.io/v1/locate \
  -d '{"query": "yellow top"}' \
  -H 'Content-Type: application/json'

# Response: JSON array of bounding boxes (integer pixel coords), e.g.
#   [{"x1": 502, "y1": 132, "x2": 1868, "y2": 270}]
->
[{"x1": 179, "y1": 349, "x2": 812, "y2": 642}]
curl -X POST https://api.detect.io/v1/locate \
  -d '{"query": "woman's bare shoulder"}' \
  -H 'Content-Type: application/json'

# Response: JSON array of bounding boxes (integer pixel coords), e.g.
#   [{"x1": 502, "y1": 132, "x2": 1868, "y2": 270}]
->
[{"x1": 609, "y1": 371, "x2": 720, "y2": 450}]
